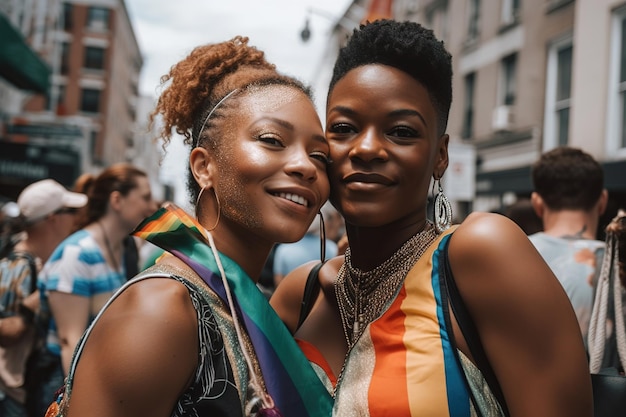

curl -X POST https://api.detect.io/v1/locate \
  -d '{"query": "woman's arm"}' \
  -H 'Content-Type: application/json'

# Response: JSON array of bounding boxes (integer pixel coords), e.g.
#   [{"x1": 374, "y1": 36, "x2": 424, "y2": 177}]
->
[
  {"x1": 48, "y1": 291, "x2": 90, "y2": 375},
  {"x1": 449, "y1": 212, "x2": 593, "y2": 417},
  {"x1": 66, "y1": 277, "x2": 198, "y2": 417}
]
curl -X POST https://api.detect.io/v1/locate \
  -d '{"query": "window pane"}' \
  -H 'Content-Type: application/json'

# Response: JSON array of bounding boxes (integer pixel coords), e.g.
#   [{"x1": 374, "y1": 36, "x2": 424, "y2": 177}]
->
[
  {"x1": 503, "y1": 54, "x2": 517, "y2": 105},
  {"x1": 87, "y1": 7, "x2": 109, "y2": 30},
  {"x1": 557, "y1": 107, "x2": 569, "y2": 146},
  {"x1": 63, "y1": 3, "x2": 72, "y2": 31},
  {"x1": 468, "y1": 0, "x2": 480, "y2": 38},
  {"x1": 84, "y1": 46, "x2": 105, "y2": 69},
  {"x1": 61, "y1": 42, "x2": 70, "y2": 75},
  {"x1": 619, "y1": 18, "x2": 626, "y2": 82},
  {"x1": 463, "y1": 73, "x2": 475, "y2": 138},
  {"x1": 621, "y1": 91, "x2": 626, "y2": 147},
  {"x1": 81, "y1": 89, "x2": 101, "y2": 113},
  {"x1": 556, "y1": 45, "x2": 572, "y2": 101}
]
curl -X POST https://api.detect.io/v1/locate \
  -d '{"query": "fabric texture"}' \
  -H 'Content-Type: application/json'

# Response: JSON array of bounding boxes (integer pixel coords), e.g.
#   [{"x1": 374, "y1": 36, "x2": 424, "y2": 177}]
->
[
  {"x1": 326, "y1": 230, "x2": 504, "y2": 417},
  {"x1": 529, "y1": 232, "x2": 605, "y2": 339},
  {"x1": 273, "y1": 234, "x2": 338, "y2": 277}
]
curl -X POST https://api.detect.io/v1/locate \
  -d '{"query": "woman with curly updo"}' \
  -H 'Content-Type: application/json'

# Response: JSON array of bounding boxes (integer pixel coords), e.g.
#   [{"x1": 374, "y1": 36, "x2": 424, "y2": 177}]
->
[
  {"x1": 47, "y1": 36, "x2": 333, "y2": 417},
  {"x1": 272, "y1": 20, "x2": 592, "y2": 417}
]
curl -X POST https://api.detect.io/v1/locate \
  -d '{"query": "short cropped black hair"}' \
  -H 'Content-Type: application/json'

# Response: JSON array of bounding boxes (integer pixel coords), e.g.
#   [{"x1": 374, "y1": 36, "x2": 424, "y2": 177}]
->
[
  {"x1": 532, "y1": 147, "x2": 604, "y2": 211},
  {"x1": 328, "y1": 19, "x2": 453, "y2": 135}
]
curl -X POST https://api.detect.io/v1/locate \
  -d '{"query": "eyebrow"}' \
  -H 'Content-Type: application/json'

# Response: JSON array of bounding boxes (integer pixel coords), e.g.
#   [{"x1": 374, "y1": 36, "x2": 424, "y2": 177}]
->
[{"x1": 328, "y1": 106, "x2": 428, "y2": 128}]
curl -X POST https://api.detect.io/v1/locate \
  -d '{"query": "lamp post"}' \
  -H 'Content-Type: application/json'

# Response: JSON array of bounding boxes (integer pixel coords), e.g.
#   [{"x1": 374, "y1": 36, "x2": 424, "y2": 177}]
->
[{"x1": 299, "y1": 7, "x2": 342, "y2": 43}]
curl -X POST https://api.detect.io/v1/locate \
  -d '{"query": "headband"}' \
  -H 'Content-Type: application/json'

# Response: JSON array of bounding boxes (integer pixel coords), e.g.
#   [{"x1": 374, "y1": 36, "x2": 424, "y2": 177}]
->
[{"x1": 193, "y1": 89, "x2": 239, "y2": 147}]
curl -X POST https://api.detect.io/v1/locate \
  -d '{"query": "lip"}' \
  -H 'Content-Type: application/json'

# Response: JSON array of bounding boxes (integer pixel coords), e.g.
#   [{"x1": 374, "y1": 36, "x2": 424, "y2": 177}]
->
[
  {"x1": 343, "y1": 172, "x2": 395, "y2": 185},
  {"x1": 269, "y1": 186, "x2": 318, "y2": 210}
]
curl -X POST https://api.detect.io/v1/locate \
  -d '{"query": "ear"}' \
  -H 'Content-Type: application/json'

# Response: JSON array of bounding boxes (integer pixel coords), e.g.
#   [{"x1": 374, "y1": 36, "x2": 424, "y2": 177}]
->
[
  {"x1": 433, "y1": 134, "x2": 449, "y2": 179},
  {"x1": 597, "y1": 189, "x2": 609, "y2": 216},
  {"x1": 108, "y1": 190, "x2": 123, "y2": 211},
  {"x1": 530, "y1": 192, "x2": 544, "y2": 218},
  {"x1": 190, "y1": 147, "x2": 214, "y2": 189}
]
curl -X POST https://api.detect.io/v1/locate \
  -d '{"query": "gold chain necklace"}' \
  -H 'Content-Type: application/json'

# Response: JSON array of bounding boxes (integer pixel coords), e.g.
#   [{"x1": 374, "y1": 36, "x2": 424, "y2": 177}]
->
[
  {"x1": 335, "y1": 222, "x2": 438, "y2": 351},
  {"x1": 97, "y1": 221, "x2": 120, "y2": 273}
]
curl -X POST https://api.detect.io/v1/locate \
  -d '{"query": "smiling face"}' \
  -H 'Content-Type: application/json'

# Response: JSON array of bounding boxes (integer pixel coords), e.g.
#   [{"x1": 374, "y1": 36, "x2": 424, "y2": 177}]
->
[
  {"x1": 198, "y1": 85, "x2": 330, "y2": 244},
  {"x1": 326, "y1": 64, "x2": 449, "y2": 229}
]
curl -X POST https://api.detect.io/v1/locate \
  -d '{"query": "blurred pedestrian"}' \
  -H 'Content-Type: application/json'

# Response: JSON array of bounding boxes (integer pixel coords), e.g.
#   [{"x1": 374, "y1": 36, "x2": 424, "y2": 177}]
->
[
  {"x1": 32, "y1": 164, "x2": 154, "y2": 417},
  {"x1": 273, "y1": 202, "x2": 339, "y2": 288},
  {"x1": 529, "y1": 146, "x2": 607, "y2": 340},
  {"x1": 0, "y1": 179, "x2": 86, "y2": 417},
  {"x1": 504, "y1": 198, "x2": 543, "y2": 235},
  {"x1": 46, "y1": 36, "x2": 332, "y2": 417}
]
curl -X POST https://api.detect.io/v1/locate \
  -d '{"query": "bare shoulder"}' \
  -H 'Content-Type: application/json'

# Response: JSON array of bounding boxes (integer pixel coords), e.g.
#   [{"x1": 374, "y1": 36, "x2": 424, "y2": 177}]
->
[
  {"x1": 271, "y1": 255, "x2": 344, "y2": 333},
  {"x1": 68, "y1": 276, "x2": 199, "y2": 416}
]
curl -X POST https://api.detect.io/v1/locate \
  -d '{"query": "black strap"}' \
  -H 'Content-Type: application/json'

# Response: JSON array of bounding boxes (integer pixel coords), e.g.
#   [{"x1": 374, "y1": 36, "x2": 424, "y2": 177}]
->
[
  {"x1": 441, "y1": 236, "x2": 510, "y2": 416},
  {"x1": 296, "y1": 262, "x2": 324, "y2": 331}
]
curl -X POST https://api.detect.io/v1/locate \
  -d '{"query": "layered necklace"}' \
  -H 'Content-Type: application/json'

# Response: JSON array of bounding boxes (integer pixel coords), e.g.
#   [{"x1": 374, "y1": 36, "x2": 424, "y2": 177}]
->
[{"x1": 335, "y1": 222, "x2": 439, "y2": 350}]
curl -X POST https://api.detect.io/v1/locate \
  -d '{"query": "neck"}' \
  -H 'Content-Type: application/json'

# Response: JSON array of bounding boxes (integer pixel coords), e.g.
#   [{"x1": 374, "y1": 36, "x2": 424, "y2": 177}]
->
[
  {"x1": 345, "y1": 217, "x2": 429, "y2": 271},
  {"x1": 207, "y1": 225, "x2": 273, "y2": 282},
  {"x1": 541, "y1": 210, "x2": 598, "y2": 240}
]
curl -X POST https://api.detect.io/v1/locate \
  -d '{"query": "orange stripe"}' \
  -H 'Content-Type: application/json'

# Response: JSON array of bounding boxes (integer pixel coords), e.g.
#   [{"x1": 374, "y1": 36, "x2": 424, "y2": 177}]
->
[
  {"x1": 368, "y1": 285, "x2": 412, "y2": 417},
  {"x1": 296, "y1": 339, "x2": 337, "y2": 387}
]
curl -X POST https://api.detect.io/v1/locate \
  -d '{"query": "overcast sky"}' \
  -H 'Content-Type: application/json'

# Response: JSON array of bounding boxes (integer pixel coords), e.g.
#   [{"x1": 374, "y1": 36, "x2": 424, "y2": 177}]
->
[
  {"x1": 124, "y1": 0, "x2": 353, "y2": 204},
  {"x1": 126, "y1": 0, "x2": 352, "y2": 98}
]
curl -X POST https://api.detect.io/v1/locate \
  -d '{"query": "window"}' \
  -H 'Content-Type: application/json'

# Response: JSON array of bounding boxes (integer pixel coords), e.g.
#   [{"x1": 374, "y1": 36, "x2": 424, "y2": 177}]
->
[
  {"x1": 80, "y1": 88, "x2": 101, "y2": 113},
  {"x1": 544, "y1": 37, "x2": 572, "y2": 149},
  {"x1": 63, "y1": 3, "x2": 72, "y2": 31},
  {"x1": 84, "y1": 46, "x2": 105, "y2": 70},
  {"x1": 463, "y1": 72, "x2": 476, "y2": 139},
  {"x1": 86, "y1": 7, "x2": 110, "y2": 31},
  {"x1": 500, "y1": 53, "x2": 517, "y2": 105},
  {"x1": 60, "y1": 42, "x2": 70, "y2": 75},
  {"x1": 467, "y1": 0, "x2": 480, "y2": 40},
  {"x1": 501, "y1": 0, "x2": 520, "y2": 25},
  {"x1": 607, "y1": 7, "x2": 626, "y2": 154}
]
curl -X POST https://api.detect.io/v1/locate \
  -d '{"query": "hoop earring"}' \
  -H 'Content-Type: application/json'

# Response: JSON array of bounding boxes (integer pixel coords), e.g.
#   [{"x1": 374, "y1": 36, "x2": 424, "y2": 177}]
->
[
  {"x1": 318, "y1": 211, "x2": 326, "y2": 262},
  {"x1": 433, "y1": 178, "x2": 452, "y2": 233},
  {"x1": 196, "y1": 185, "x2": 221, "y2": 231}
]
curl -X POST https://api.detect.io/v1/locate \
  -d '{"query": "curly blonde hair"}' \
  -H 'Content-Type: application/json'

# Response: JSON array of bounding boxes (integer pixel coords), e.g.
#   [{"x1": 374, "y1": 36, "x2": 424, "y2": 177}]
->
[{"x1": 150, "y1": 36, "x2": 313, "y2": 201}]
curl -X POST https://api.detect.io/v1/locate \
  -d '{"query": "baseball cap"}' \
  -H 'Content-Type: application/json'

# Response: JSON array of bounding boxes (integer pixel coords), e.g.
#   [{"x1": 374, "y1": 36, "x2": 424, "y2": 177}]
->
[{"x1": 17, "y1": 179, "x2": 88, "y2": 224}]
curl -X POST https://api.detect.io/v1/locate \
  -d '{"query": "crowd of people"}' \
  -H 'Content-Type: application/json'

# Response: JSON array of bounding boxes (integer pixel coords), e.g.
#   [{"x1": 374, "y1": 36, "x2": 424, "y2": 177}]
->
[{"x1": 0, "y1": 17, "x2": 624, "y2": 417}]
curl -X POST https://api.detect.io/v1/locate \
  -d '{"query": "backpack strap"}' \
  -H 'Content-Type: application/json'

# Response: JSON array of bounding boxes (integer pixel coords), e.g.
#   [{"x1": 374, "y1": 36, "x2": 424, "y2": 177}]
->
[
  {"x1": 296, "y1": 262, "x2": 324, "y2": 331},
  {"x1": 9, "y1": 251, "x2": 38, "y2": 294},
  {"x1": 441, "y1": 236, "x2": 510, "y2": 416}
]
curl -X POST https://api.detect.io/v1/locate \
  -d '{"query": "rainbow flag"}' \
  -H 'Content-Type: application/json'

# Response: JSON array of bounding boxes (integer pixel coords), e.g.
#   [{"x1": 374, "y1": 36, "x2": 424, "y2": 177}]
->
[{"x1": 133, "y1": 204, "x2": 332, "y2": 417}]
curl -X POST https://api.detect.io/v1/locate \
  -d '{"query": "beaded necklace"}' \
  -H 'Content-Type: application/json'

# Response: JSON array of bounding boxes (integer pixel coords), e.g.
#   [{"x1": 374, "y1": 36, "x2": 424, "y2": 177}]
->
[{"x1": 335, "y1": 222, "x2": 439, "y2": 350}]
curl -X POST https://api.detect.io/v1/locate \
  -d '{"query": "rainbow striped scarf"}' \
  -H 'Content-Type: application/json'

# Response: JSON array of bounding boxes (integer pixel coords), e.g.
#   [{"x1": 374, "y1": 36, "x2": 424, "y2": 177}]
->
[{"x1": 133, "y1": 204, "x2": 332, "y2": 417}]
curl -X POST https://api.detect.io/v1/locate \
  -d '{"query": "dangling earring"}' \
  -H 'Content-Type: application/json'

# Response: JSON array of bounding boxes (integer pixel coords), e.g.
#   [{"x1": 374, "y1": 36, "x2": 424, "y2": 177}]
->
[
  {"x1": 196, "y1": 185, "x2": 221, "y2": 231},
  {"x1": 318, "y1": 210, "x2": 326, "y2": 262},
  {"x1": 433, "y1": 178, "x2": 452, "y2": 233}
]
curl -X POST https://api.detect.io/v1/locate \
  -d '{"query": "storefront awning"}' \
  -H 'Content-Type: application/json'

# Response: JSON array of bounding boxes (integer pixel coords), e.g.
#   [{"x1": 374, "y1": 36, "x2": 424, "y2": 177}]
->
[{"x1": 0, "y1": 14, "x2": 51, "y2": 94}]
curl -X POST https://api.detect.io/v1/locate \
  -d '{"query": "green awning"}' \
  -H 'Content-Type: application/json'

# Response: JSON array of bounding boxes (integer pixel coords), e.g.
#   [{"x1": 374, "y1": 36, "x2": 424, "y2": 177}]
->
[{"x1": 0, "y1": 13, "x2": 51, "y2": 94}]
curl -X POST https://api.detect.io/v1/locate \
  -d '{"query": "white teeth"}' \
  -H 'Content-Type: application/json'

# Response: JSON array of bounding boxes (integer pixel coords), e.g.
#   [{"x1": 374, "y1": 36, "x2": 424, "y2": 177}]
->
[{"x1": 276, "y1": 192, "x2": 309, "y2": 207}]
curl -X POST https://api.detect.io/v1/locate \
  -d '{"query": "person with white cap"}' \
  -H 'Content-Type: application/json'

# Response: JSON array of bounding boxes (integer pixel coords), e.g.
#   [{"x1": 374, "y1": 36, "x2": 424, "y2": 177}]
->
[{"x1": 0, "y1": 179, "x2": 87, "y2": 417}]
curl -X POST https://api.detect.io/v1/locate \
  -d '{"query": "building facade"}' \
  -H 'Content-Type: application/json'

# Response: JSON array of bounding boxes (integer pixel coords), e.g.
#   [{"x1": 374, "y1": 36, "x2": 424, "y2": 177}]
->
[{"x1": 0, "y1": 0, "x2": 158, "y2": 201}]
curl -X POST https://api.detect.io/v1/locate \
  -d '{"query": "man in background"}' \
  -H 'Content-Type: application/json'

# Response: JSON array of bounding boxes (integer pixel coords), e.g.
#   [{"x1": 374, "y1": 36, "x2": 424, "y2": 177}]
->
[{"x1": 529, "y1": 147, "x2": 607, "y2": 341}]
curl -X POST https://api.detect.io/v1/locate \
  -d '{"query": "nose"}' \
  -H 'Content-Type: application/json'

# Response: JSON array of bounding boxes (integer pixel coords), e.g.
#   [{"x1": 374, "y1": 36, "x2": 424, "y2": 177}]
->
[
  {"x1": 348, "y1": 127, "x2": 388, "y2": 162},
  {"x1": 285, "y1": 146, "x2": 318, "y2": 182}
]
